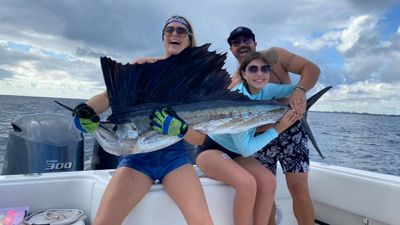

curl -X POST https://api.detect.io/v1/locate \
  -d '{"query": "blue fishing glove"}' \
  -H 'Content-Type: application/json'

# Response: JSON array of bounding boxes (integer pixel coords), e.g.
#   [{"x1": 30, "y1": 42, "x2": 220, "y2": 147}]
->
[
  {"x1": 73, "y1": 103, "x2": 100, "y2": 134},
  {"x1": 149, "y1": 107, "x2": 188, "y2": 138}
]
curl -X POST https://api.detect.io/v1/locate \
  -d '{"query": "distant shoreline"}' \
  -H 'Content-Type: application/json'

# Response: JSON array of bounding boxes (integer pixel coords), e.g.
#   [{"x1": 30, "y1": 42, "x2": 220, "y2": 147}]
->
[{"x1": 311, "y1": 110, "x2": 400, "y2": 117}]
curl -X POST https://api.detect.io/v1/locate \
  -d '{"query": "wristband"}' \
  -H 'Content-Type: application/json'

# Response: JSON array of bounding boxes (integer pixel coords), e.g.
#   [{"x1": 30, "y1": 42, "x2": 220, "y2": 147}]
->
[{"x1": 294, "y1": 85, "x2": 307, "y2": 93}]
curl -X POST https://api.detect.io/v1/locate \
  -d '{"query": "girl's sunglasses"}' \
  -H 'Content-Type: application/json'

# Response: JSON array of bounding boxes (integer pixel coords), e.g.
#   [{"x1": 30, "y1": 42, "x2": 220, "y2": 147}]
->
[
  {"x1": 246, "y1": 65, "x2": 271, "y2": 74},
  {"x1": 164, "y1": 26, "x2": 190, "y2": 38}
]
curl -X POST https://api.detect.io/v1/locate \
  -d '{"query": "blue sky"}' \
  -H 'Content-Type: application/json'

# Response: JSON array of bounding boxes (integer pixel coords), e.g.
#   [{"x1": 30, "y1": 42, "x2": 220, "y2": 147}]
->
[{"x1": 0, "y1": 0, "x2": 399, "y2": 115}]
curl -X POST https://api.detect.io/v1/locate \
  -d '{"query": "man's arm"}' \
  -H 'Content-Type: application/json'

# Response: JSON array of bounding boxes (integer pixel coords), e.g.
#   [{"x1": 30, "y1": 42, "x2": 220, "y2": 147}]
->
[
  {"x1": 262, "y1": 47, "x2": 320, "y2": 116},
  {"x1": 267, "y1": 47, "x2": 320, "y2": 91}
]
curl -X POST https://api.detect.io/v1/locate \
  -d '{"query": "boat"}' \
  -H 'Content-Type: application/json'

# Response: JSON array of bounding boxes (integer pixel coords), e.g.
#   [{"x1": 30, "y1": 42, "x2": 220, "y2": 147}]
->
[
  {"x1": 1, "y1": 163, "x2": 400, "y2": 225},
  {"x1": 1, "y1": 114, "x2": 399, "y2": 225}
]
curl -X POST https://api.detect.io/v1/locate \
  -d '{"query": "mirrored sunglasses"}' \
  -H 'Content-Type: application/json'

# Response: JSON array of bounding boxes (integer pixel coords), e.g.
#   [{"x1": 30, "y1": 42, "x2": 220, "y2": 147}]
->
[
  {"x1": 247, "y1": 65, "x2": 271, "y2": 74},
  {"x1": 164, "y1": 26, "x2": 190, "y2": 38},
  {"x1": 230, "y1": 37, "x2": 252, "y2": 47}
]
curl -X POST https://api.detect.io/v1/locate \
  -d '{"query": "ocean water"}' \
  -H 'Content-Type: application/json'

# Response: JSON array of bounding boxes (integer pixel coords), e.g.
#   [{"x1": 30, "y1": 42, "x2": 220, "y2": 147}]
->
[{"x1": 0, "y1": 94, "x2": 400, "y2": 176}]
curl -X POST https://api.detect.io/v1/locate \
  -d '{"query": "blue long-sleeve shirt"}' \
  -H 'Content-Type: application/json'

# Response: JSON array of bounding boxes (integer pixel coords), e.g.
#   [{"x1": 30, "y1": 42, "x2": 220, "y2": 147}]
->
[{"x1": 209, "y1": 83, "x2": 295, "y2": 157}]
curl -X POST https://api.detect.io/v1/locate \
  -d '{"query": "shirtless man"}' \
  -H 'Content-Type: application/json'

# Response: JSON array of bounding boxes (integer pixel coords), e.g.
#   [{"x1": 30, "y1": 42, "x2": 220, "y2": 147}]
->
[{"x1": 227, "y1": 26, "x2": 320, "y2": 225}]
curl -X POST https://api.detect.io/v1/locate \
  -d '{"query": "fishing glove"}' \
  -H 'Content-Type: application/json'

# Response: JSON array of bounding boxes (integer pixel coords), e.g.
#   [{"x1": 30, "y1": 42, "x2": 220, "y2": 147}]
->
[
  {"x1": 149, "y1": 107, "x2": 188, "y2": 138},
  {"x1": 73, "y1": 103, "x2": 100, "y2": 134}
]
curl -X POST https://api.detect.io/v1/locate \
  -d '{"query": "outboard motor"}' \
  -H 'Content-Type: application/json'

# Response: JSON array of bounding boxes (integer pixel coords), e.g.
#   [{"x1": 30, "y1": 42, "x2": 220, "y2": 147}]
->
[
  {"x1": 2, "y1": 113, "x2": 83, "y2": 175},
  {"x1": 90, "y1": 140, "x2": 119, "y2": 170}
]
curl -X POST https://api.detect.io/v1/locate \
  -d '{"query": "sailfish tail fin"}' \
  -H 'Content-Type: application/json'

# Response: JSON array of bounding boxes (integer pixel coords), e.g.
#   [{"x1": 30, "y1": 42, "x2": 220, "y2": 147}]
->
[
  {"x1": 303, "y1": 86, "x2": 333, "y2": 159},
  {"x1": 306, "y1": 86, "x2": 332, "y2": 111}
]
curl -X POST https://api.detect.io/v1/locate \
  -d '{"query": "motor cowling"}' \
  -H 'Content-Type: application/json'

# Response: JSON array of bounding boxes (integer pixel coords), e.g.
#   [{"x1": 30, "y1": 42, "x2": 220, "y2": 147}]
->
[{"x1": 2, "y1": 113, "x2": 83, "y2": 175}]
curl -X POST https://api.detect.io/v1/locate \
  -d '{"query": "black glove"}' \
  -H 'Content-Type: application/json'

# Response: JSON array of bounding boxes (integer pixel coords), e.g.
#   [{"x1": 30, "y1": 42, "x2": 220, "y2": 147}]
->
[
  {"x1": 73, "y1": 103, "x2": 100, "y2": 133},
  {"x1": 149, "y1": 107, "x2": 188, "y2": 138}
]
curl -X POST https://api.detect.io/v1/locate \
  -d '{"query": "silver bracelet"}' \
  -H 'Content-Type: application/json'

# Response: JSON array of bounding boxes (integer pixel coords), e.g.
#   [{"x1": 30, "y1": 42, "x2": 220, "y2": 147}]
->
[{"x1": 294, "y1": 85, "x2": 307, "y2": 93}]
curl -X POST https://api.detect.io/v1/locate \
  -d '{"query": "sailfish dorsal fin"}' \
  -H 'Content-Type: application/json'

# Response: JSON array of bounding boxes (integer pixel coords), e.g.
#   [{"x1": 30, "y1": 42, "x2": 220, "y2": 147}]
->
[{"x1": 101, "y1": 43, "x2": 249, "y2": 117}]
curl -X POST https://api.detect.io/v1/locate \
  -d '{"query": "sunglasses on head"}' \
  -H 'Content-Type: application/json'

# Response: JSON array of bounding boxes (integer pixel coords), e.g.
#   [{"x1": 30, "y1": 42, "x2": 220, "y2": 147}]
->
[
  {"x1": 164, "y1": 26, "x2": 190, "y2": 38},
  {"x1": 246, "y1": 65, "x2": 271, "y2": 74},
  {"x1": 230, "y1": 37, "x2": 252, "y2": 47}
]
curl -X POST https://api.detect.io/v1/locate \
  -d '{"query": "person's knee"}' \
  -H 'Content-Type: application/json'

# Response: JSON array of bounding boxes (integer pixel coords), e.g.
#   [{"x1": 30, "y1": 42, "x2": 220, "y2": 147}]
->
[
  {"x1": 195, "y1": 151, "x2": 211, "y2": 171},
  {"x1": 195, "y1": 152, "x2": 205, "y2": 166},
  {"x1": 235, "y1": 174, "x2": 257, "y2": 196},
  {"x1": 257, "y1": 173, "x2": 277, "y2": 195},
  {"x1": 287, "y1": 181, "x2": 310, "y2": 201}
]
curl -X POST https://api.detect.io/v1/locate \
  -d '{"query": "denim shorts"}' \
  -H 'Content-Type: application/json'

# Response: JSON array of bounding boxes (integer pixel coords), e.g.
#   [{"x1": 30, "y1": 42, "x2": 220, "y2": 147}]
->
[
  {"x1": 118, "y1": 141, "x2": 191, "y2": 183},
  {"x1": 197, "y1": 136, "x2": 241, "y2": 159},
  {"x1": 254, "y1": 121, "x2": 310, "y2": 175}
]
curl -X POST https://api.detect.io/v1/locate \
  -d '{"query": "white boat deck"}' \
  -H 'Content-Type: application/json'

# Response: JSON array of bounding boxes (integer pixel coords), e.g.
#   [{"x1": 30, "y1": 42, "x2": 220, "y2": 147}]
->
[{"x1": 1, "y1": 162, "x2": 399, "y2": 225}]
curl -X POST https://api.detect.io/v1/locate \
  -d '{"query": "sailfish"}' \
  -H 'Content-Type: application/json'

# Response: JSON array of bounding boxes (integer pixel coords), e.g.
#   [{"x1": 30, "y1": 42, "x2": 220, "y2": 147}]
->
[{"x1": 93, "y1": 43, "x2": 330, "y2": 157}]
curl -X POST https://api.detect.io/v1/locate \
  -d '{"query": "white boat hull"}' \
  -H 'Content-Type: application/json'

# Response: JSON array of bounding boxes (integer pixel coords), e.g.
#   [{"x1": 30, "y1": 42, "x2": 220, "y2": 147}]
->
[{"x1": 0, "y1": 162, "x2": 399, "y2": 225}]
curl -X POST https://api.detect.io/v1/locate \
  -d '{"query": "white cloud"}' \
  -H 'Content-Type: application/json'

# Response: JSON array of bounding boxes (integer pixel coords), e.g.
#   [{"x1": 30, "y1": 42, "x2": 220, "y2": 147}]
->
[
  {"x1": 337, "y1": 15, "x2": 375, "y2": 52},
  {"x1": 292, "y1": 15, "x2": 377, "y2": 52},
  {"x1": 293, "y1": 31, "x2": 342, "y2": 51},
  {"x1": 312, "y1": 81, "x2": 400, "y2": 115},
  {"x1": 0, "y1": 78, "x2": 102, "y2": 99},
  {"x1": 290, "y1": 11, "x2": 399, "y2": 85},
  {"x1": 0, "y1": 43, "x2": 104, "y2": 99}
]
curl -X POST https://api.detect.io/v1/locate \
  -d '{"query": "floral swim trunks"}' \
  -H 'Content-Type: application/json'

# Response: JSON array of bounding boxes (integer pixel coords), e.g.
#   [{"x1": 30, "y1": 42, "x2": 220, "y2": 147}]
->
[{"x1": 254, "y1": 121, "x2": 310, "y2": 175}]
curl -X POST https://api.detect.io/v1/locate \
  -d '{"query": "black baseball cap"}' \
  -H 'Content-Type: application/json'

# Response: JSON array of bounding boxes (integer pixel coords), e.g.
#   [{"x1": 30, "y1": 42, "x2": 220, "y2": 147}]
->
[{"x1": 227, "y1": 26, "x2": 255, "y2": 45}]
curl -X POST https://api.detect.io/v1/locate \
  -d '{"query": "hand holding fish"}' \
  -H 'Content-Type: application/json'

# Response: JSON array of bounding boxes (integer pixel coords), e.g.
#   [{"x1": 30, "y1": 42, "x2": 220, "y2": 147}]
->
[
  {"x1": 131, "y1": 57, "x2": 161, "y2": 64},
  {"x1": 150, "y1": 107, "x2": 188, "y2": 138},
  {"x1": 227, "y1": 71, "x2": 243, "y2": 90},
  {"x1": 274, "y1": 109, "x2": 298, "y2": 134},
  {"x1": 290, "y1": 86, "x2": 306, "y2": 118},
  {"x1": 73, "y1": 103, "x2": 100, "y2": 134}
]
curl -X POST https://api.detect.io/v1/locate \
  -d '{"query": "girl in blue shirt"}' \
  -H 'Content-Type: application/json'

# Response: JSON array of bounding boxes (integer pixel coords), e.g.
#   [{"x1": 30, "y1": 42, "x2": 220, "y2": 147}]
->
[{"x1": 196, "y1": 52, "x2": 298, "y2": 225}]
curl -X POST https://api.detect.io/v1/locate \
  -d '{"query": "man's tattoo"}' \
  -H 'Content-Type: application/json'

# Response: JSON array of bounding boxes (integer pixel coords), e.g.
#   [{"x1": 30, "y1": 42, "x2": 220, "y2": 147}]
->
[
  {"x1": 265, "y1": 49, "x2": 278, "y2": 65},
  {"x1": 263, "y1": 49, "x2": 283, "y2": 84},
  {"x1": 284, "y1": 54, "x2": 296, "y2": 71}
]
